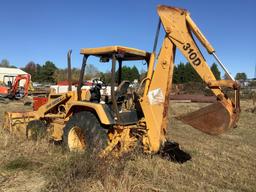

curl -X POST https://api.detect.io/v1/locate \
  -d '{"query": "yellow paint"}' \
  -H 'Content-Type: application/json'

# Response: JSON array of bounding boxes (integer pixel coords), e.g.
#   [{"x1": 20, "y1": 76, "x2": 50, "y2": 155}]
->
[{"x1": 2, "y1": 5, "x2": 240, "y2": 157}]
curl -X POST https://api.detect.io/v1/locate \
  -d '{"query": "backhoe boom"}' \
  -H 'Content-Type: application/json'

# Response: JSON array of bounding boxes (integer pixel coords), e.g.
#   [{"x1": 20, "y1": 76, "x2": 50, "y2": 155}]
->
[{"x1": 139, "y1": 5, "x2": 240, "y2": 152}]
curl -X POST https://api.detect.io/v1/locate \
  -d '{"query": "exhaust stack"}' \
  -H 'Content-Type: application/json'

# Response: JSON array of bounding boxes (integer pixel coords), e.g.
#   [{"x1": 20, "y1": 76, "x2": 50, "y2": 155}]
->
[{"x1": 67, "y1": 49, "x2": 72, "y2": 91}]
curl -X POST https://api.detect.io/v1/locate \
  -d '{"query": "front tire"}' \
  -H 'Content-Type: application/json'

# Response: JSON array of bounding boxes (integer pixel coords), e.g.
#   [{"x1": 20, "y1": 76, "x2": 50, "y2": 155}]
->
[{"x1": 63, "y1": 111, "x2": 108, "y2": 153}]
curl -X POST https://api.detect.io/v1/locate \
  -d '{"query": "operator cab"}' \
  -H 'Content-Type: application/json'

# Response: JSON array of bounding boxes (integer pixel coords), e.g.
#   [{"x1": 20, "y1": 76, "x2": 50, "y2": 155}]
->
[
  {"x1": 3, "y1": 75, "x2": 16, "y2": 88},
  {"x1": 79, "y1": 46, "x2": 151, "y2": 125}
]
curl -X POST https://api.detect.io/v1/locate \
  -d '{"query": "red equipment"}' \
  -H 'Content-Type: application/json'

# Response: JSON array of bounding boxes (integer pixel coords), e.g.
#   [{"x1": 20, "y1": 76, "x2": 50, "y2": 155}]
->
[
  {"x1": 33, "y1": 97, "x2": 48, "y2": 111},
  {"x1": 0, "y1": 74, "x2": 31, "y2": 99}
]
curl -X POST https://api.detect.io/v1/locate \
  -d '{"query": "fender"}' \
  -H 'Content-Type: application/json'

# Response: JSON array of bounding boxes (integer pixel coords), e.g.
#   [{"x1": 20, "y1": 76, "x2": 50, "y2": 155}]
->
[{"x1": 66, "y1": 101, "x2": 115, "y2": 125}]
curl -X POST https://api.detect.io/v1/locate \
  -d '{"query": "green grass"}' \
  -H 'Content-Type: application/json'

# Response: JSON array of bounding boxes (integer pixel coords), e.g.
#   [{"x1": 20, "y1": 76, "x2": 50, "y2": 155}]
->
[
  {"x1": 3, "y1": 155, "x2": 43, "y2": 172},
  {"x1": 4, "y1": 156, "x2": 35, "y2": 171}
]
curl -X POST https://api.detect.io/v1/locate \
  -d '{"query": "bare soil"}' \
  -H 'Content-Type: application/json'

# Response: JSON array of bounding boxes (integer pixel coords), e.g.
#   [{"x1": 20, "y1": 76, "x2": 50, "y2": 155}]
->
[{"x1": 0, "y1": 100, "x2": 255, "y2": 192}]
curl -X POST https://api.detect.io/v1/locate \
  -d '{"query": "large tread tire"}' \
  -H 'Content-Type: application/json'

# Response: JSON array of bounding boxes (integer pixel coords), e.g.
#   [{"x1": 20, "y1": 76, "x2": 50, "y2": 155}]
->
[{"x1": 63, "y1": 111, "x2": 108, "y2": 153}]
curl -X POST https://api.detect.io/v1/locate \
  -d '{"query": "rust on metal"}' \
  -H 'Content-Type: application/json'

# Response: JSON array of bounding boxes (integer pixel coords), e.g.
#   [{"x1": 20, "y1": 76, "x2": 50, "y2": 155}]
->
[
  {"x1": 177, "y1": 101, "x2": 238, "y2": 135},
  {"x1": 3, "y1": 111, "x2": 35, "y2": 136}
]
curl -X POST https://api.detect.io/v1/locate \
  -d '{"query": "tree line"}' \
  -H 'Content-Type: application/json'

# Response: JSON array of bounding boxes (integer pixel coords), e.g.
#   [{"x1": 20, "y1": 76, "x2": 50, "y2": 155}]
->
[
  {"x1": 173, "y1": 62, "x2": 221, "y2": 83},
  {"x1": 0, "y1": 59, "x2": 248, "y2": 84},
  {"x1": 20, "y1": 61, "x2": 141, "y2": 84}
]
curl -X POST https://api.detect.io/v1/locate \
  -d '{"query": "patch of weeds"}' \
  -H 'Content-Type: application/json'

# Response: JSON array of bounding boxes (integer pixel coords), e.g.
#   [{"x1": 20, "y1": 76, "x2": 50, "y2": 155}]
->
[
  {"x1": 4, "y1": 156, "x2": 40, "y2": 171},
  {"x1": 189, "y1": 149, "x2": 199, "y2": 156},
  {"x1": 43, "y1": 152, "x2": 130, "y2": 192}
]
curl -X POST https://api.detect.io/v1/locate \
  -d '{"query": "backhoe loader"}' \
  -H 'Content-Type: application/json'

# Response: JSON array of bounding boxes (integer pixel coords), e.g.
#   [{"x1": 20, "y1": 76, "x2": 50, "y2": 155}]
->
[{"x1": 3, "y1": 5, "x2": 240, "y2": 158}]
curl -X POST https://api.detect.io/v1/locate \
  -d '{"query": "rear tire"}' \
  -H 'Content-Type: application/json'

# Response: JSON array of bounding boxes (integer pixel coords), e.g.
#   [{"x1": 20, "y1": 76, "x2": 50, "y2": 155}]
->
[{"x1": 63, "y1": 111, "x2": 108, "y2": 153}]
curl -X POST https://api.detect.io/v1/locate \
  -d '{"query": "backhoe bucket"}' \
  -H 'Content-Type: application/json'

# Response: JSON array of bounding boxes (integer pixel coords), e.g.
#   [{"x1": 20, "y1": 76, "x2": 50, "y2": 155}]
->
[{"x1": 177, "y1": 101, "x2": 239, "y2": 135}]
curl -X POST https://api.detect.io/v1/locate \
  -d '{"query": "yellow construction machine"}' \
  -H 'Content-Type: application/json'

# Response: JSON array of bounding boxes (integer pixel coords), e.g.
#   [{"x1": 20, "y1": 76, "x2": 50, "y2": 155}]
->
[{"x1": 3, "y1": 5, "x2": 240, "y2": 158}]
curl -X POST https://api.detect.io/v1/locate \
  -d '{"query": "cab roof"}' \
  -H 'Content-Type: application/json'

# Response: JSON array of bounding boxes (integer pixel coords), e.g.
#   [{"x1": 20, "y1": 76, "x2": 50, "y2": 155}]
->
[{"x1": 80, "y1": 46, "x2": 151, "y2": 61}]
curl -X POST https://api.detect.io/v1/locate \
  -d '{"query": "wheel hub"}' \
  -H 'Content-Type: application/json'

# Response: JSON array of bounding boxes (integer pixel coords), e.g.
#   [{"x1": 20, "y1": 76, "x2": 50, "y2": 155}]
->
[{"x1": 68, "y1": 126, "x2": 86, "y2": 151}]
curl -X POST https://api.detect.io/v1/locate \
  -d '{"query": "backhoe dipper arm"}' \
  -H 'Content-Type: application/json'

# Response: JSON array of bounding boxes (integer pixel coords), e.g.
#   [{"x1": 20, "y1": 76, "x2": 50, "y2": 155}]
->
[
  {"x1": 140, "y1": 5, "x2": 240, "y2": 153},
  {"x1": 158, "y1": 6, "x2": 229, "y2": 97},
  {"x1": 186, "y1": 13, "x2": 235, "y2": 81},
  {"x1": 157, "y1": 5, "x2": 240, "y2": 107}
]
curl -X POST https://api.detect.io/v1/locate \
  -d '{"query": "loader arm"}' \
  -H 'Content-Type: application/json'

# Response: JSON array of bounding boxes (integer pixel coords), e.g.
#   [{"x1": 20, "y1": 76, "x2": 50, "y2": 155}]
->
[{"x1": 140, "y1": 5, "x2": 240, "y2": 152}]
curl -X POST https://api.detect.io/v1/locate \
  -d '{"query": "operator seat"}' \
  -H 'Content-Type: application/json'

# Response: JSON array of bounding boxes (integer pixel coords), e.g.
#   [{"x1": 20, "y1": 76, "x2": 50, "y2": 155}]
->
[
  {"x1": 90, "y1": 84, "x2": 102, "y2": 103},
  {"x1": 115, "y1": 80, "x2": 130, "y2": 102},
  {"x1": 115, "y1": 81, "x2": 140, "y2": 125},
  {"x1": 7, "y1": 81, "x2": 12, "y2": 88}
]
